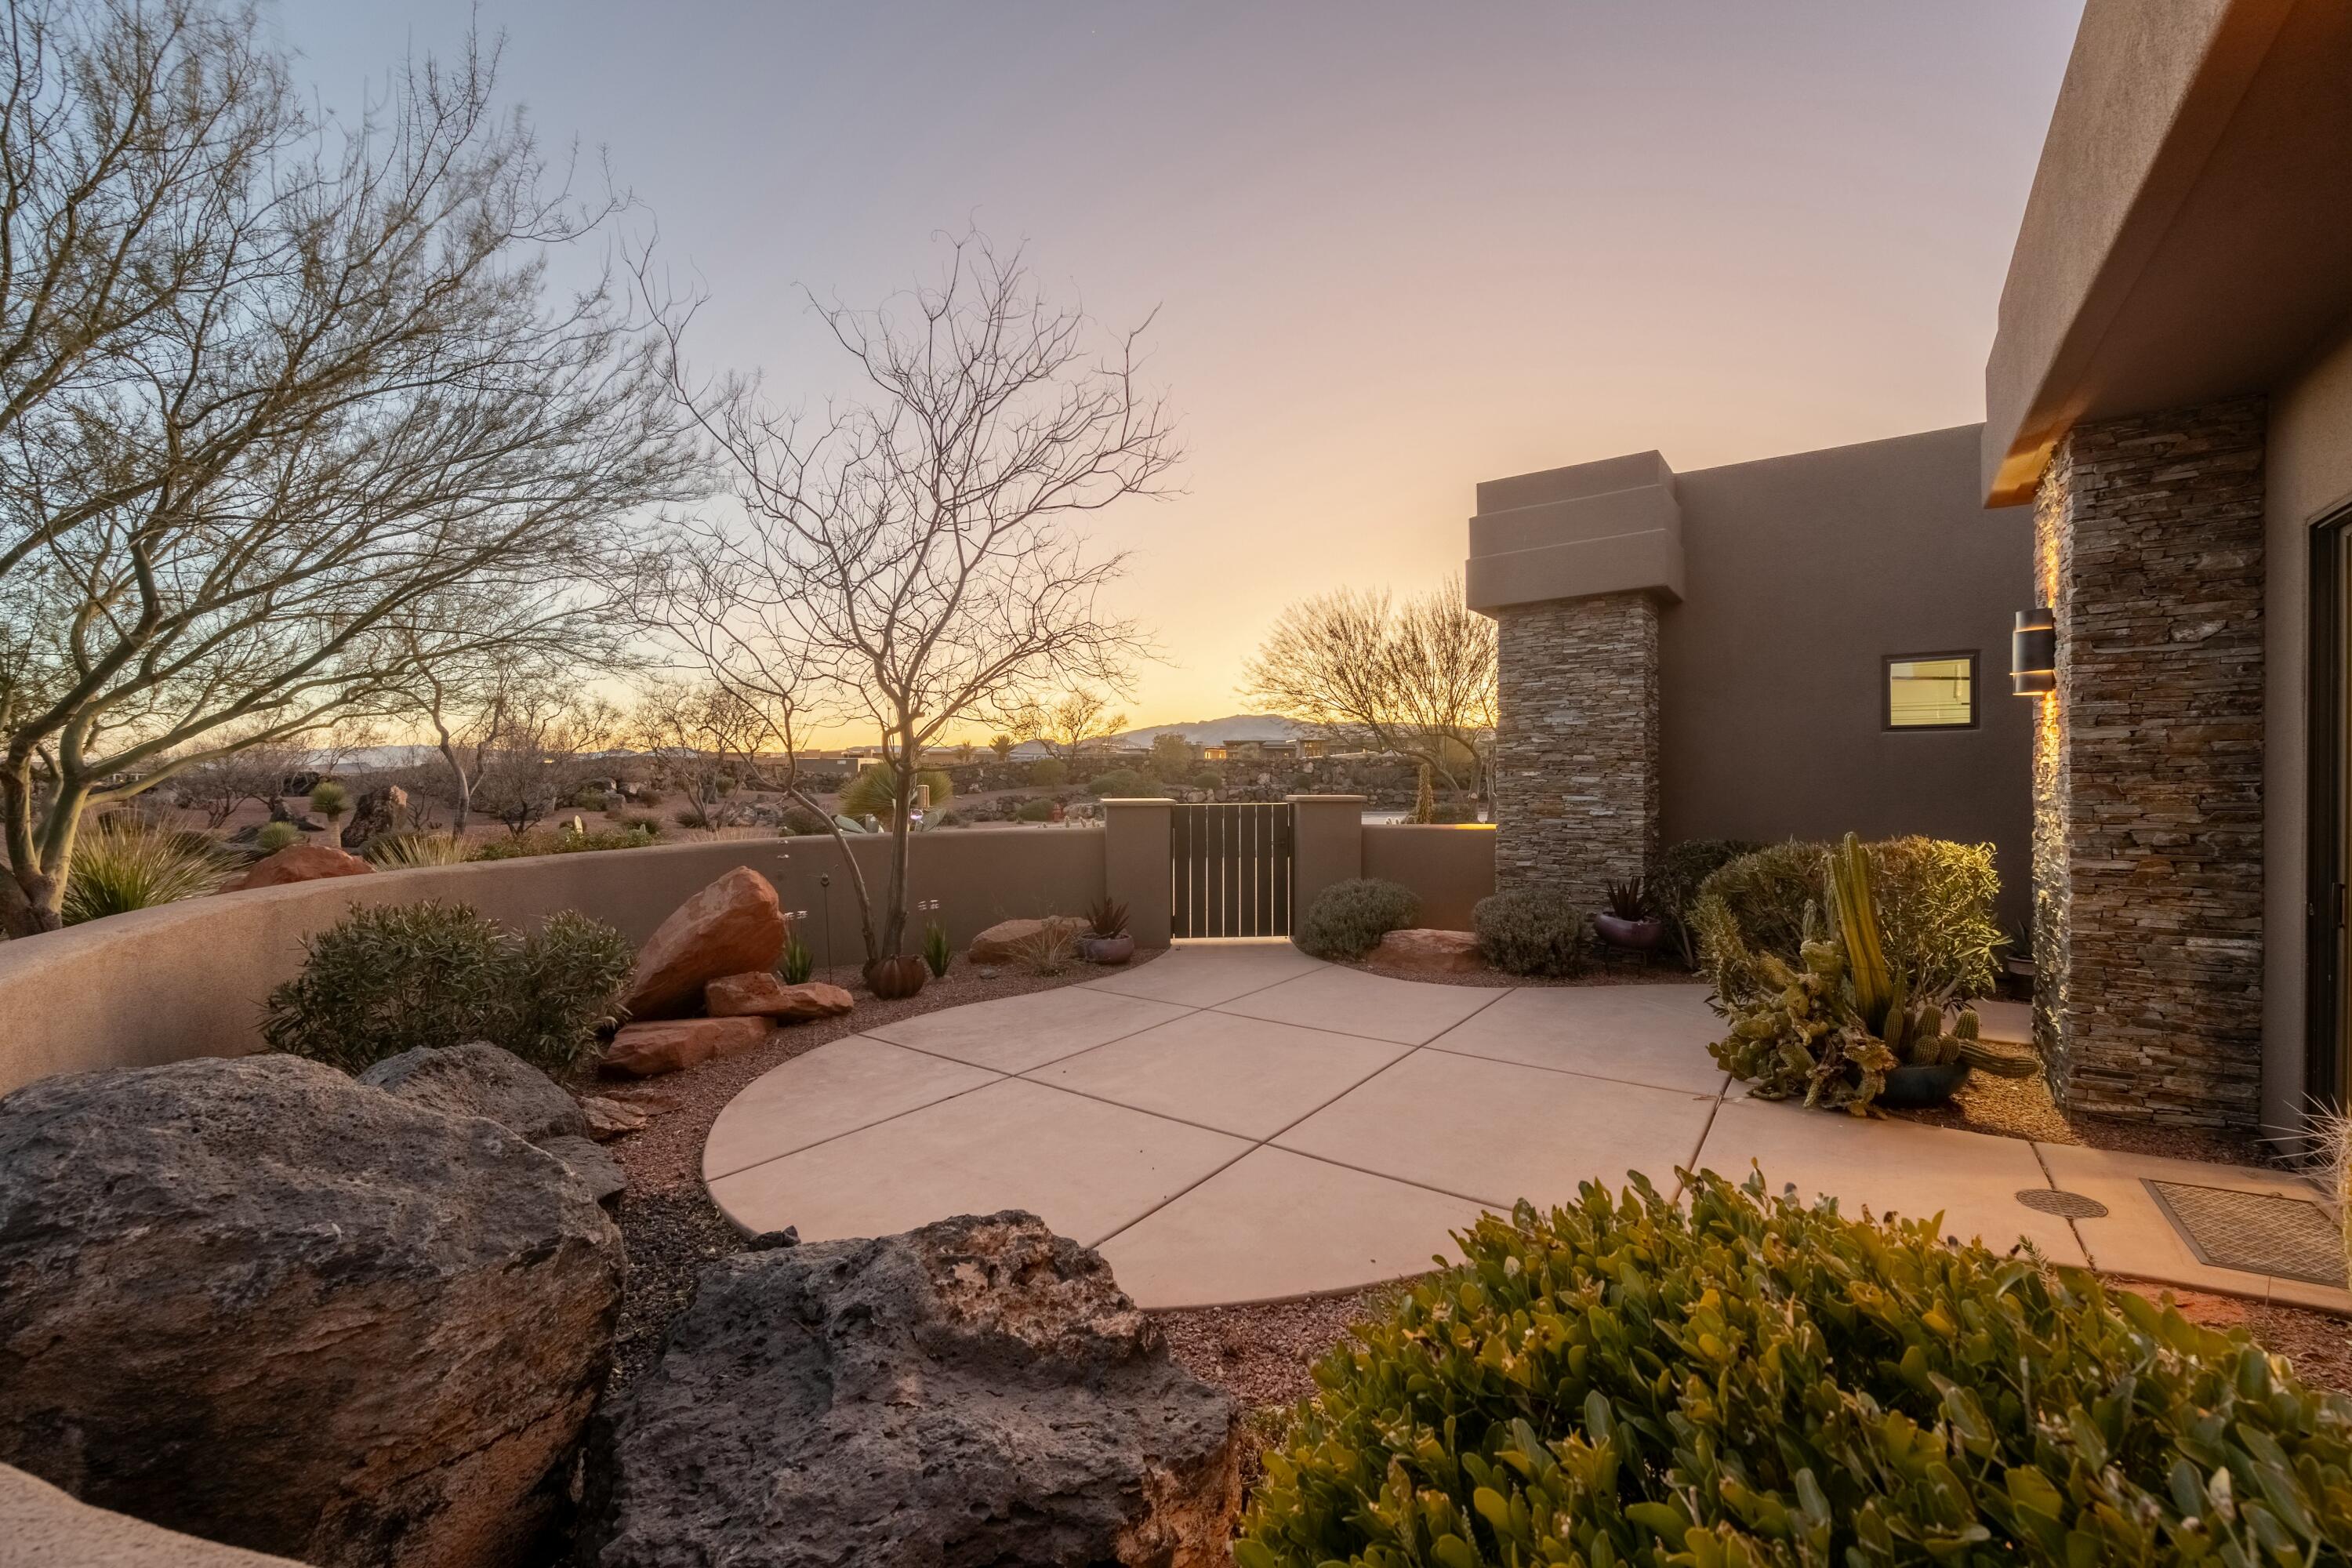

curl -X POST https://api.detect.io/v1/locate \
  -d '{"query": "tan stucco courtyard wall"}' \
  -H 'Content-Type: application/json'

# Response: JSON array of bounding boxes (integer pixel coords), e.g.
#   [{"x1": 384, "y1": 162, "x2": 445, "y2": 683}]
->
[
  {"x1": 1362, "y1": 825, "x2": 1496, "y2": 930},
  {"x1": 0, "y1": 830, "x2": 1109, "y2": 1098}
]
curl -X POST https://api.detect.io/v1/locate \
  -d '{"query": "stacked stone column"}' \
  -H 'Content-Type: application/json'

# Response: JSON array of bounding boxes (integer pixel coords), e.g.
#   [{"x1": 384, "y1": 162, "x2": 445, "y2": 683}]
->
[
  {"x1": 2031, "y1": 397, "x2": 2265, "y2": 1128},
  {"x1": 1491, "y1": 591, "x2": 1661, "y2": 911}
]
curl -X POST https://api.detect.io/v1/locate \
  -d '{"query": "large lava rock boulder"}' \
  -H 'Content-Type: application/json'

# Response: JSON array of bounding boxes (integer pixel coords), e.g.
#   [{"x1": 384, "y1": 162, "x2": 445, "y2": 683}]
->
[
  {"x1": 617, "y1": 867, "x2": 788, "y2": 1018},
  {"x1": 0, "y1": 1054, "x2": 626, "y2": 1568},
  {"x1": 358, "y1": 1040, "x2": 622, "y2": 1203},
  {"x1": 582, "y1": 1210, "x2": 1241, "y2": 1567}
]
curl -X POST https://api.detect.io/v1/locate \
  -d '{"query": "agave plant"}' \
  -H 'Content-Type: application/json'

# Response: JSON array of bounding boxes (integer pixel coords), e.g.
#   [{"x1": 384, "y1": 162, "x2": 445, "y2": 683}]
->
[
  {"x1": 1084, "y1": 896, "x2": 1130, "y2": 939},
  {"x1": 1603, "y1": 877, "x2": 1649, "y2": 921},
  {"x1": 779, "y1": 931, "x2": 815, "y2": 985},
  {"x1": 1699, "y1": 833, "x2": 2035, "y2": 1113},
  {"x1": 62, "y1": 818, "x2": 232, "y2": 924}
]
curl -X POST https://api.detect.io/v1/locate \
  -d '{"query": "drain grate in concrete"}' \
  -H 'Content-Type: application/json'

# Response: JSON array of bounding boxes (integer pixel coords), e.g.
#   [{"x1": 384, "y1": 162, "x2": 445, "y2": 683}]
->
[
  {"x1": 2016, "y1": 1188, "x2": 2108, "y2": 1220},
  {"x1": 2146, "y1": 1181, "x2": 2347, "y2": 1287}
]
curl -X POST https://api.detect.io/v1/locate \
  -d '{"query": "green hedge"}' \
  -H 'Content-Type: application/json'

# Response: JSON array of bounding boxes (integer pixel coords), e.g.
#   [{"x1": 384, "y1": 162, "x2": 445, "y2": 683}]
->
[
  {"x1": 1472, "y1": 887, "x2": 1588, "y2": 977},
  {"x1": 1242, "y1": 1170, "x2": 2352, "y2": 1567},
  {"x1": 1300, "y1": 878, "x2": 1419, "y2": 960}
]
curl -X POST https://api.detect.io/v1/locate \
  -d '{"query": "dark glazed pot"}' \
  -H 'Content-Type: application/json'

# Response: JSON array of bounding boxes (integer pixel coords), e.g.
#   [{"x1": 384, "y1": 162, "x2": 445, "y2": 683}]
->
[
  {"x1": 1082, "y1": 935, "x2": 1136, "y2": 966},
  {"x1": 1877, "y1": 1060, "x2": 1972, "y2": 1108},
  {"x1": 1593, "y1": 913, "x2": 1666, "y2": 951},
  {"x1": 864, "y1": 954, "x2": 930, "y2": 1000}
]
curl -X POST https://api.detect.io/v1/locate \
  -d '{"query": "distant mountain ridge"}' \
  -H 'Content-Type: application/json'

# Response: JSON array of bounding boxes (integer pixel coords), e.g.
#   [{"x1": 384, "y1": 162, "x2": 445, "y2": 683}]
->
[{"x1": 1110, "y1": 714, "x2": 1312, "y2": 746}]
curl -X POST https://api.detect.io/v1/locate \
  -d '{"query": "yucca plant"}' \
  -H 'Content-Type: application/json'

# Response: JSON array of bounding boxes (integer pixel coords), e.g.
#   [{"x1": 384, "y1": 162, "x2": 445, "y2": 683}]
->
[
  {"x1": 1084, "y1": 896, "x2": 1129, "y2": 938},
  {"x1": 62, "y1": 818, "x2": 232, "y2": 924},
  {"x1": 1602, "y1": 876, "x2": 1648, "y2": 920},
  {"x1": 365, "y1": 832, "x2": 474, "y2": 868},
  {"x1": 253, "y1": 820, "x2": 303, "y2": 853},
  {"x1": 922, "y1": 919, "x2": 952, "y2": 978}
]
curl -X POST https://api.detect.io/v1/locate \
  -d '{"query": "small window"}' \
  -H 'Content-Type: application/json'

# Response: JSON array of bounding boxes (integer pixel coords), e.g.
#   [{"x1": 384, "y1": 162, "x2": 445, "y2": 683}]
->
[{"x1": 1885, "y1": 652, "x2": 1976, "y2": 730}]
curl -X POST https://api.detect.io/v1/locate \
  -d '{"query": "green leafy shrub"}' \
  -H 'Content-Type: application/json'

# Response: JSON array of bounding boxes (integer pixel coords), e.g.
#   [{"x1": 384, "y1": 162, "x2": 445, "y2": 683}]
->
[
  {"x1": 1651, "y1": 837, "x2": 1760, "y2": 964},
  {"x1": 262, "y1": 900, "x2": 631, "y2": 1074},
  {"x1": 1241, "y1": 1169, "x2": 2352, "y2": 1568},
  {"x1": 1191, "y1": 769, "x2": 1222, "y2": 791},
  {"x1": 1085, "y1": 768, "x2": 1166, "y2": 798},
  {"x1": 1029, "y1": 757, "x2": 1068, "y2": 787},
  {"x1": 1697, "y1": 835, "x2": 2002, "y2": 1000},
  {"x1": 1015, "y1": 798, "x2": 1056, "y2": 822},
  {"x1": 254, "y1": 820, "x2": 303, "y2": 852},
  {"x1": 62, "y1": 818, "x2": 230, "y2": 924},
  {"x1": 1299, "y1": 878, "x2": 1419, "y2": 960},
  {"x1": 1472, "y1": 887, "x2": 1588, "y2": 976}
]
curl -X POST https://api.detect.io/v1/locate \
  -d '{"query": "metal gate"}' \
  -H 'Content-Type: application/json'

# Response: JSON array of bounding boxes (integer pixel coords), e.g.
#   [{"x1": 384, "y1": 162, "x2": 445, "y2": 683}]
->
[{"x1": 1170, "y1": 802, "x2": 1293, "y2": 938}]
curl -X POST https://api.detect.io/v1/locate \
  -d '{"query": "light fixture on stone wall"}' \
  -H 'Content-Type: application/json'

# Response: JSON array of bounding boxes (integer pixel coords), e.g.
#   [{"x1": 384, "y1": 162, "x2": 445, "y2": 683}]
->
[{"x1": 2011, "y1": 608, "x2": 2056, "y2": 695}]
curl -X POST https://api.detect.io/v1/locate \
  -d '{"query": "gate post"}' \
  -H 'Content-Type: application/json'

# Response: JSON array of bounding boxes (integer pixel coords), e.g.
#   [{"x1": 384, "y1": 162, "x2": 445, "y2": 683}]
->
[
  {"x1": 1102, "y1": 798, "x2": 1174, "y2": 948},
  {"x1": 1287, "y1": 795, "x2": 1365, "y2": 936}
]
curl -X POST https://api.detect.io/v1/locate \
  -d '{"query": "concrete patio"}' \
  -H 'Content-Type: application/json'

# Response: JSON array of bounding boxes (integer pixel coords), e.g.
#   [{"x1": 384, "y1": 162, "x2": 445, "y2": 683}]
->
[{"x1": 703, "y1": 942, "x2": 2351, "y2": 1312}]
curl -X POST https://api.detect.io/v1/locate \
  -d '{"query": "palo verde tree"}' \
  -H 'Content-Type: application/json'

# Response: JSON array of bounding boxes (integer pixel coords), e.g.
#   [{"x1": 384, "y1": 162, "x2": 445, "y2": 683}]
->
[
  {"x1": 1243, "y1": 576, "x2": 1497, "y2": 800},
  {"x1": 648, "y1": 230, "x2": 1176, "y2": 967},
  {"x1": 0, "y1": 0, "x2": 699, "y2": 933}
]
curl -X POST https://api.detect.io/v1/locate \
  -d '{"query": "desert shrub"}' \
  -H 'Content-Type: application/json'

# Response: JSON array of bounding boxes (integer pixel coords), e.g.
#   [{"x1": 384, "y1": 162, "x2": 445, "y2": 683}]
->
[
  {"x1": 616, "y1": 812, "x2": 666, "y2": 837},
  {"x1": 672, "y1": 805, "x2": 712, "y2": 829},
  {"x1": 1029, "y1": 757, "x2": 1068, "y2": 787},
  {"x1": 916, "y1": 768, "x2": 954, "y2": 807},
  {"x1": 365, "y1": 832, "x2": 473, "y2": 868},
  {"x1": 1004, "y1": 921, "x2": 1079, "y2": 975},
  {"x1": 779, "y1": 805, "x2": 832, "y2": 837},
  {"x1": 1191, "y1": 769, "x2": 1221, "y2": 791},
  {"x1": 1651, "y1": 837, "x2": 1762, "y2": 964},
  {"x1": 253, "y1": 820, "x2": 303, "y2": 852},
  {"x1": 262, "y1": 900, "x2": 630, "y2": 1075},
  {"x1": 1425, "y1": 800, "x2": 1479, "y2": 825},
  {"x1": 471, "y1": 825, "x2": 660, "y2": 861},
  {"x1": 1085, "y1": 768, "x2": 1166, "y2": 798},
  {"x1": 1697, "y1": 836, "x2": 2002, "y2": 1000},
  {"x1": 930, "y1": 808, "x2": 965, "y2": 828},
  {"x1": 1015, "y1": 798, "x2": 1056, "y2": 822},
  {"x1": 1299, "y1": 878, "x2": 1419, "y2": 960},
  {"x1": 1471, "y1": 886, "x2": 1588, "y2": 976},
  {"x1": 1241, "y1": 1169, "x2": 2352, "y2": 1568},
  {"x1": 62, "y1": 818, "x2": 230, "y2": 924}
]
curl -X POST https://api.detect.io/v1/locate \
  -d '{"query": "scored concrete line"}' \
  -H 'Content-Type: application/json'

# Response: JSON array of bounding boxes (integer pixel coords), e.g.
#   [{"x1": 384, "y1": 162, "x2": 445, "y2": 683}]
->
[
  {"x1": 701, "y1": 1059, "x2": 1014, "y2": 1185},
  {"x1": 1085, "y1": 1039, "x2": 1454, "y2": 1250},
  {"x1": 1202, "y1": 973, "x2": 1517, "y2": 1048}
]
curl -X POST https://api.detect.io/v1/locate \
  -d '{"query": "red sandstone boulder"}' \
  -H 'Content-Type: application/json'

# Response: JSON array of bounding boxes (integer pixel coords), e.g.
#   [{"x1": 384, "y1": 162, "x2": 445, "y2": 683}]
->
[
  {"x1": 619, "y1": 869, "x2": 789, "y2": 1019},
  {"x1": 602, "y1": 1016, "x2": 777, "y2": 1077},
  {"x1": 705, "y1": 972, "x2": 857, "y2": 1022},
  {"x1": 224, "y1": 843, "x2": 372, "y2": 891},
  {"x1": 967, "y1": 916, "x2": 1085, "y2": 966},
  {"x1": 1371, "y1": 927, "x2": 1486, "y2": 976}
]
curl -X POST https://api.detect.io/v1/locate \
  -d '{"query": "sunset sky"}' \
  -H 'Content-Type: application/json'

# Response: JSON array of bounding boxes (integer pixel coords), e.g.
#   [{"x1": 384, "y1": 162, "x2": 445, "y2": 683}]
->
[{"x1": 279, "y1": 2, "x2": 2084, "y2": 739}]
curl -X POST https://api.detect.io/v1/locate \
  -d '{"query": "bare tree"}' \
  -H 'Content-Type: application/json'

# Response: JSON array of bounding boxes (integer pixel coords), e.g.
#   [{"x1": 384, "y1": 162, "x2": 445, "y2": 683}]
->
[
  {"x1": 646, "y1": 230, "x2": 1177, "y2": 965},
  {"x1": 628, "y1": 679, "x2": 768, "y2": 828},
  {"x1": 1010, "y1": 688, "x2": 1128, "y2": 765},
  {"x1": 1243, "y1": 577, "x2": 1497, "y2": 800},
  {"x1": 470, "y1": 692, "x2": 620, "y2": 839},
  {"x1": 0, "y1": 2, "x2": 699, "y2": 933}
]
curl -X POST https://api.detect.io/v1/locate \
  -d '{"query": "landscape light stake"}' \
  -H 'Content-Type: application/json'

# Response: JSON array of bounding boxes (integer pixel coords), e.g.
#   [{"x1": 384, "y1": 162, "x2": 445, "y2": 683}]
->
[{"x1": 818, "y1": 874, "x2": 834, "y2": 978}]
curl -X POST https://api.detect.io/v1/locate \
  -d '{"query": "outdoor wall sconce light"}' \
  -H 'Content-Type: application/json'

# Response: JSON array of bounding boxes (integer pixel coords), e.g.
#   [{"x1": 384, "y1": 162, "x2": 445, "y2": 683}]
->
[{"x1": 2011, "y1": 608, "x2": 2056, "y2": 695}]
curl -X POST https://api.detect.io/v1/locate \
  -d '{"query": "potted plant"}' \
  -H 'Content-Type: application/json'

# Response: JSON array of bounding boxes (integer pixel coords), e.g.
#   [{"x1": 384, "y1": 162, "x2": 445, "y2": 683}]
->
[
  {"x1": 1080, "y1": 897, "x2": 1134, "y2": 964},
  {"x1": 864, "y1": 953, "x2": 928, "y2": 1000},
  {"x1": 1593, "y1": 877, "x2": 1664, "y2": 951}
]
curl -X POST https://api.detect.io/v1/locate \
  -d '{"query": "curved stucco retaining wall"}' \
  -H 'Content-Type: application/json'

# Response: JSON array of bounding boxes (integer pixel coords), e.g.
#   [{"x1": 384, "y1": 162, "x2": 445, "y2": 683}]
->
[
  {"x1": 0, "y1": 829, "x2": 1109, "y2": 1098},
  {"x1": 1362, "y1": 824, "x2": 1497, "y2": 930}
]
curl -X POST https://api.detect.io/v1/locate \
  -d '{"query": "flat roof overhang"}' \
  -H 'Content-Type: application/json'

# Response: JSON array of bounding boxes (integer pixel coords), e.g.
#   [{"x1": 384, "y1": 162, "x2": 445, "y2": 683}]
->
[{"x1": 1981, "y1": 0, "x2": 2352, "y2": 506}]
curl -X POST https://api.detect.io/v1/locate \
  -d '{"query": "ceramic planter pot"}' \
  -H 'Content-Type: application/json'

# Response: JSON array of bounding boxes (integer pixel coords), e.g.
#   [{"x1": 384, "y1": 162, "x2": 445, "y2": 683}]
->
[
  {"x1": 864, "y1": 954, "x2": 930, "y2": 1000},
  {"x1": 1082, "y1": 934, "x2": 1136, "y2": 966},
  {"x1": 1876, "y1": 1059, "x2": 1972, "y2": 1108},
  {"x1": 1593, "y1": 913, "x2": 1665, "y2": 951}
]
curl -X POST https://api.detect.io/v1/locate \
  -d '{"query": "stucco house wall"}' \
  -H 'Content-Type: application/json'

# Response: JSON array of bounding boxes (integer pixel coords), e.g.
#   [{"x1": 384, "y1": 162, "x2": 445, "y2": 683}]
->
[{"x1": 1661, "y1": 426, "x2": 2034, "y2": 931}]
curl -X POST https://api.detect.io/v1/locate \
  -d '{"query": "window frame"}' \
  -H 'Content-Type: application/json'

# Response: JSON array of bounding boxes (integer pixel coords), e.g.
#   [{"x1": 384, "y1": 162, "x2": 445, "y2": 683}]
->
[{"x1": 1881, "y1": 649, "x2": 1980, "y2": 732}]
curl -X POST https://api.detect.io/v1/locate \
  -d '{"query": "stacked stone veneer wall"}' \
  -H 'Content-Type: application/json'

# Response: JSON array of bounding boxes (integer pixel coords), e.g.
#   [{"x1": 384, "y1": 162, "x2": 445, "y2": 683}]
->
[
  {"x1": 2032, "y1": 397, "x2": 2266, "y2": 1127},
  {"x1": 1492, "y1": 590, "x2": 1660, "y2": 909}
]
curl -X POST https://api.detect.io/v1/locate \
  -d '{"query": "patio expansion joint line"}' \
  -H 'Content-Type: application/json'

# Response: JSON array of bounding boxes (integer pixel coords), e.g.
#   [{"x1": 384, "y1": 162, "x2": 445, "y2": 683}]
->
[
  {"x1": 2025, "y1": 1139, "x2": 2094, "y2": 1269},
  {"x1": 1086, "y1": 1018, "x2": 1513, "y2": 1251},
  {"x1": 1204, "y1": 975, "x2": 1518, "y2": 1051}
]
